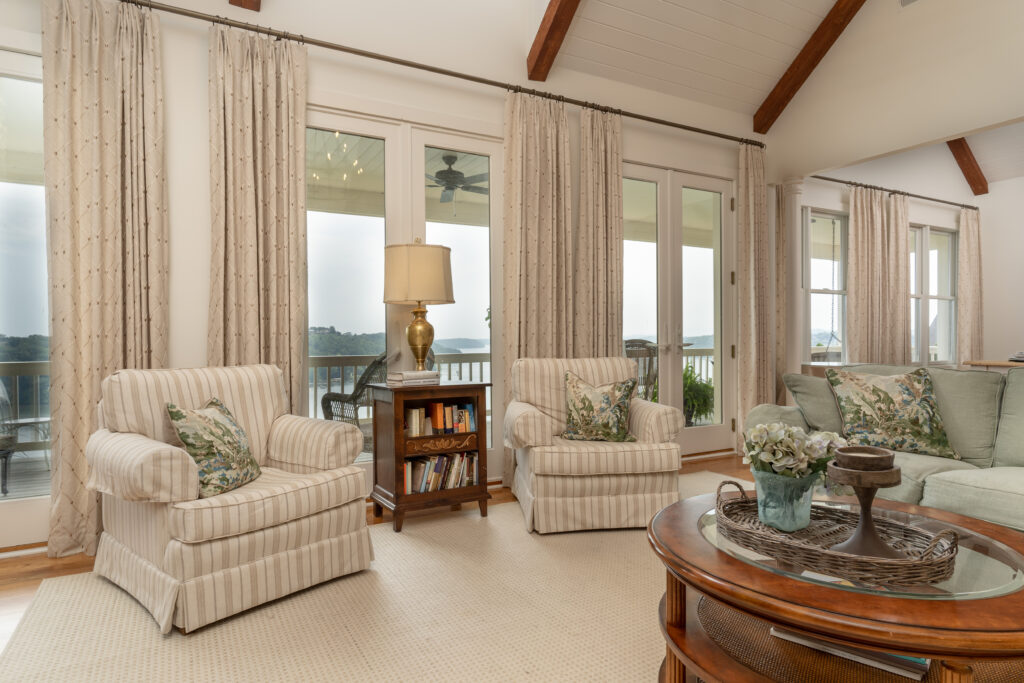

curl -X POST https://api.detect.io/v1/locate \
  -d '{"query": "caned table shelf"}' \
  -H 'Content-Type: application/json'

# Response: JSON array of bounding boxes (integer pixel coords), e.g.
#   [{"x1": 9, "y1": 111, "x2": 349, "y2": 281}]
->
[{"x1": 368, "y1": 381, "x2": 490, "y2": 532}]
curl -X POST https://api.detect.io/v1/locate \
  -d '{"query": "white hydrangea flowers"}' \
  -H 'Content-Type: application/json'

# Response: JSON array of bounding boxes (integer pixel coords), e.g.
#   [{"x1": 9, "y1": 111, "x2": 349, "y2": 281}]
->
[{"x1": 743, "y1": 422, "x2": 847, "y2": 479}]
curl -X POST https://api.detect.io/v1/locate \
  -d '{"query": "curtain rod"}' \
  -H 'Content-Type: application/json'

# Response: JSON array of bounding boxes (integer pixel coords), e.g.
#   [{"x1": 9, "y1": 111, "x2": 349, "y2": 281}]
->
[
  {"x1": 811, "y1": 175, "x2": 978, "y2": 211},
  {"x1": 120, "y1": 0, "x2": 764, "y2": 149}
]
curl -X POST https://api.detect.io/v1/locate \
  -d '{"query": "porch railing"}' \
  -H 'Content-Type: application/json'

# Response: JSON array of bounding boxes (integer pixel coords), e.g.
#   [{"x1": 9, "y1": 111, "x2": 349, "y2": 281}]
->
[
  {"x1": 0, "y1": 361, "x2": 51, "y2": 452},
  {"x1": 308, "y1": 353, "x2": 491, "y2": 420}
]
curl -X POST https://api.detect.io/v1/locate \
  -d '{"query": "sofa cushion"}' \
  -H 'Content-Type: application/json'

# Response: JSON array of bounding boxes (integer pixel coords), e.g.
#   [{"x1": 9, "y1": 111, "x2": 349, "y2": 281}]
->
[
  {"x1": 168, "y1": 466, "x2": 366, "y2": 543},
  {"x1": 920, "y1": 468, "x2": 1024, "y2": 530},
  {"x1": 101, "y1": 365, "x2": 288, "y2": 465},
  {"x1": 510, "y1": 358, "x2": 637, "y2": 426},
  {"x1": 993, "y1": 368, "x2": 1024, "y2": 468},
  {"x1": 562, "y1": 372, "x2": 636, "y2": 442},
  {"x1": 527, "y1": 437, "x2": 679, "y2": 476},
  {"x1": 783, "y1": 374, "x2": 842, "y2": 433},
  {"x1": 844, "y1": 364, "x2": 1004, "y2": 467},
  {"x1": 167, "y1": 398, "x2": 261, "y2": 498},
  {"x1": 876, "y1": 451, "x2": 977, "y2": 505},
  {"x1": 827, "y1": 368, "x2": 957, "y2": 459}
]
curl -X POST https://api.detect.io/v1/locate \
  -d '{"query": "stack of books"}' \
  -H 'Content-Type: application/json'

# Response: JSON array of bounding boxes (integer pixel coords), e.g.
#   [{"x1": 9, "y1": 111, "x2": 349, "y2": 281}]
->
[
  {"x1": 403, "y1": 452, "x2": 479, "y2": 494},
  {"x1": 386, "y1": 369, "x2": 440, "y2": 386},
  {"x1": 1009, "y1": 351, "x2": 1024, "y2": 363},
  {"x1": 404, "y1": 401, "x2": 477, "y2": 437}
]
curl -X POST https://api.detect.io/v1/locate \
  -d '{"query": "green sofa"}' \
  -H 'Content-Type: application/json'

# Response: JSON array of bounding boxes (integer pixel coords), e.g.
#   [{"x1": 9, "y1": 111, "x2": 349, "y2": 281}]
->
[{"x1": 746, "y1": 364, "x2": 1024, "y2": 530}]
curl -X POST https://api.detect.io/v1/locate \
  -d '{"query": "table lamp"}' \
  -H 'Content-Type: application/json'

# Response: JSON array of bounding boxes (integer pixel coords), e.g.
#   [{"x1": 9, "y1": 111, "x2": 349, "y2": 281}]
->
[{"x1": 384, "y1": 242, "x2": 454, "y2": 371}]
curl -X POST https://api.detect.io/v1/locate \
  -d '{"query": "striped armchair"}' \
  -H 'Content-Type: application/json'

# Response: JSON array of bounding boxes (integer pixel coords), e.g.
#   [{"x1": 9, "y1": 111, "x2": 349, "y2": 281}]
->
[
  {"x1": 505, "y1": 358, "x2": 683, "y2": 534},
  {"x1": 86, "y1": 365, "x2": 372, "y2": 633}
]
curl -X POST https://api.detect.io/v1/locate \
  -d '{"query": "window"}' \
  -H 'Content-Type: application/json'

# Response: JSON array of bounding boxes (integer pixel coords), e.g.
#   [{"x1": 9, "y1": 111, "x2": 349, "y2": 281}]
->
[
  {"x1": 910, "y1": 226, "x2": 956, "y2": 364},
  {"x1": 805, "y1": 211, "x2": 847, "y2": 363},
  {"x1": 0, "y1": 69, "x2": 50, "y2": 500},
  {"x1": 306, "y1": 128, "x2": 386, "y2": 458},
  {"x1": 622, "y1": 177, "x2": 659, "y2": 399},
  {"x1": 423, "y1": 145, "x2": 492, "y2": 445}
]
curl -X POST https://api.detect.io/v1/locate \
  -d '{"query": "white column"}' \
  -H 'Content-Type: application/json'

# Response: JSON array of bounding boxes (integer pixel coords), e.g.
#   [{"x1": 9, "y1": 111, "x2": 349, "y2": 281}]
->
[{"x1": 783, "y1": 179, "x2": 805, "y2": 389}]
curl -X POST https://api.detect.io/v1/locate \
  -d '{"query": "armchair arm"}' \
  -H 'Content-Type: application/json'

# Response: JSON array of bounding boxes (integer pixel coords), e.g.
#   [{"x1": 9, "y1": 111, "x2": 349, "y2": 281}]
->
[
  {"x1": 628, "y1": 399, "x2": 684, "y2": 443},
  {"x1": 503, "y1": 401, "x2": 560, "y2": 449},
  {"x1": 267, "y1": 414, "x2": 363, "y2": 471},
  {"x1": 744, "y1": 404, "x2": 809, "y2": 432},
  {"x1": 86, "y1": 429, "x2": 199, "y2": 502}
]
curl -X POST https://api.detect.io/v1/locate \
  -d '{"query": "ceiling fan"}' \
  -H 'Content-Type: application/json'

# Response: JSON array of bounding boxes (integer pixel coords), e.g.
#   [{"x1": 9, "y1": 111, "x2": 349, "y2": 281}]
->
[{"x1": 426, "y1": 154, "x2": 489, "y2": 203}]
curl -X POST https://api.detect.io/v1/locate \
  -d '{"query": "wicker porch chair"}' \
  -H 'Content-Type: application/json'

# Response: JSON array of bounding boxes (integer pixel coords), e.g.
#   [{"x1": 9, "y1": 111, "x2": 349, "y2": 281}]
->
[
  {"x1": 624, "y1": 339, "x2": 659, "y2": 401},
  {"x1": 321, "y1": 350, "x2": 435, "y2": 453},
  {"x1": 0, "y1": 381, "x2": 18, "y2": 496}
]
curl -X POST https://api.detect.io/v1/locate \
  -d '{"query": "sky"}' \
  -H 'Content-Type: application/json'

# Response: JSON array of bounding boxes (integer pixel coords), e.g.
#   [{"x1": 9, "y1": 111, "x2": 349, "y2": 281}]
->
[
  {"x1": 0, "y1": 182, "x2": 47, "y2": 337},
  {"x1": 623, "y1": 240, "x2": 717, "y2": 342}
]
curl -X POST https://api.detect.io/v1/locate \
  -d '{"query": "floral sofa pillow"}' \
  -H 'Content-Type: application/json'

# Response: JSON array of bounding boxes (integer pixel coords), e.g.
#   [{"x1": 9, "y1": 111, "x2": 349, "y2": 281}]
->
[
  {"x1": 167, "y1": 397, "x2": 262, "y2": 497},
  {"x1": 825, "y1": 368, "x2": 958, "y2": 459},
  {"x1": 562, "y1": 372, "x2": 637, "y2": 442}
]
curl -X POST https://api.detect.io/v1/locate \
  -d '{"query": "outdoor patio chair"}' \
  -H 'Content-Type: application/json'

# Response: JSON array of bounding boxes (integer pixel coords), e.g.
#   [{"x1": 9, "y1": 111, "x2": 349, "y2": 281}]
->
[{"x1": 624, "y1": 338, "x2": 659, "y2": 401}]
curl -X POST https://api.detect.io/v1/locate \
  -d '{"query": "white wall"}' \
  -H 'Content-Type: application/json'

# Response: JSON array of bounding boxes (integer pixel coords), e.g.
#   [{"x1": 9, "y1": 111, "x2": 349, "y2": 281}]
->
[
  {"x1": 766, "y1": 0, "x2": 1024, "y2": 182},
  {"x1": 976, "y1": 176, "x2": 1024, "y2": 360}
]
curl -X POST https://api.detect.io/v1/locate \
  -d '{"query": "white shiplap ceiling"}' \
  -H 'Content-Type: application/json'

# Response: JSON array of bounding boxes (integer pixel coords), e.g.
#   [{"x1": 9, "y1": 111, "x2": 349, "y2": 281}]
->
[
  {"x1": 965, "y1": 121, "x2": 1024, "y2": 184},
  {"x1": 557, "y1": 0, "x2": 837, "y2": 115}
]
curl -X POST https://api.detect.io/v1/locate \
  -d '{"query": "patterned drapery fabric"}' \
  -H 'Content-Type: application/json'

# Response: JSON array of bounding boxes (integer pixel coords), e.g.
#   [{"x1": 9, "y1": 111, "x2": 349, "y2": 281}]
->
[
  {"x1": 207, "y1": 26, "x2": 308, "y2": 415},
  {"x1": 957, "y1": 207, "x2": 983, "y2": 364},
  {"x1": 501, "y1": 92, "x2": 574, "y2": 484},
  {"x1": 42, "y1": 0, "x2": 168, "y2": 557},
  {"x1": 575, "y1": 108, "x2": 624, "y2": 357},
  {"x1": 846, "y1": 188, "x2": 911, "y2": 364},
  {"x1": 736, "y1": 144, "x2": 772, "y2": 452}
]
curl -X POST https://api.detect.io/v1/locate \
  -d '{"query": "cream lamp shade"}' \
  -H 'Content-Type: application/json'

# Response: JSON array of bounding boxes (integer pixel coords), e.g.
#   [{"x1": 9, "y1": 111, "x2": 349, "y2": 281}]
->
[{"x1": 383, "y1": 243, "x2": 454, "y2": 305}]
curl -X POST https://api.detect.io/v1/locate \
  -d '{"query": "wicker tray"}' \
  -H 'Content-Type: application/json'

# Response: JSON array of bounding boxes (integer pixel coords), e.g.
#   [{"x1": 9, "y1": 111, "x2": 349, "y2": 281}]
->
[{"x1": 714, "y1": 481, "x2": 959, "y2": 586}]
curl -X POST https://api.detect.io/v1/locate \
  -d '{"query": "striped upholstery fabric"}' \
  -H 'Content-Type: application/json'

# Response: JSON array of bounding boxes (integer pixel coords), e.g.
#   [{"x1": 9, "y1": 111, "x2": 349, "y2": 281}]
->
[
  {"x1": 628, "y1": 399, "x2": 685, "y2": 443},
  {"x1": 174, "y1": 529, "x2": 372, "y2": 633},
  {"x1": 168, "y1": 466, "x2": 366, "y2": 543},
  {"x1": 163, "y1": 498, "x2": 365, "y2": 580},
  {"x1": 528, "y1": 437, "x2": 679, "y2": 475},
  {"x1": 510, "y1": 357, "x2": 638, "y2": 425},
  {"x1": 91, "y1": 365, "x2": 373, "y2": 632},
  {"x1": 506, "y1": 357, "x2": 682, "y2": 533},
  {"x1": 268, "y1": 414, "x2": 363, "y2": 470},
  {"x1": 100, "y1": 365, "x2": 288, "y2": 465},
  {"x1": 93, "y1": 532, "x2": 181, "y2": 634},
  {"x1": 86, "y1": 429, "x2": 199, "y2": 502},
  {"x1": 503, "y1": 400, "x2": 559, "y2": 449}
]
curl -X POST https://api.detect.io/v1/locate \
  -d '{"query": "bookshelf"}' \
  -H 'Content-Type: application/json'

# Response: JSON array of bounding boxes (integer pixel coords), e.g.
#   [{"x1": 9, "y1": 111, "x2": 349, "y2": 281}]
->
[{"x1": 368, "y1": 381, "x2": 491, "y2": 531}]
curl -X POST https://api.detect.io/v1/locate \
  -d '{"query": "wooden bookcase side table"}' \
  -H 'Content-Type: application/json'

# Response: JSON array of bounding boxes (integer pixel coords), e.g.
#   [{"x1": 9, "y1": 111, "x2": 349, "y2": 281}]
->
[{"x1": 368, "y1": 381, "x2": 491, "y2": 532}]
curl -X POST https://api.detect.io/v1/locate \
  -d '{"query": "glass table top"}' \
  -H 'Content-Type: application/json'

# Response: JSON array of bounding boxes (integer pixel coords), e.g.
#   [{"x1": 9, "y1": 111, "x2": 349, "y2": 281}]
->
[{"x1": 699, "y1": 501, "x2": 1024, "y2": 600}]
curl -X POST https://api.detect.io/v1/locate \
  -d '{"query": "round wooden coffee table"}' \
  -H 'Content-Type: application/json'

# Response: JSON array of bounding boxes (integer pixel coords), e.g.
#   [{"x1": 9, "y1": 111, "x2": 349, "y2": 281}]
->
[{"x1": 648, "y1": 492, "x2": 1024, "y2": 682}]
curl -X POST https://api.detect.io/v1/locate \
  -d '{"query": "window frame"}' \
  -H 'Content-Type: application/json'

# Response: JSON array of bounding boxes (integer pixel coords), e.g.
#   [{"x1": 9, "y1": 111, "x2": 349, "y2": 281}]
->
[
  {"x1": 803, "y1": 207, "x2": 849, "y2": 364},
  {"x1": 910, "y1": 224, "x2": 958, "y2": 365}
]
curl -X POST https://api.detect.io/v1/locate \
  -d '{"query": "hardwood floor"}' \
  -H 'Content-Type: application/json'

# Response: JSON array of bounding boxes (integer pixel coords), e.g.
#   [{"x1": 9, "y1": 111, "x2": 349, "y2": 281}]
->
[{"x1": 0, "y1": 455, "x2": 748, "y2": 649}]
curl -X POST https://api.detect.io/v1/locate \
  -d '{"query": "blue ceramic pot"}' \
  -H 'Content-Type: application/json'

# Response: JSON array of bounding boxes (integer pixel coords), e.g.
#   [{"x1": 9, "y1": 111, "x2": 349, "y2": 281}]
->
[{"x1": 752, "y1": 469, "x2": 818, "y2": 532}]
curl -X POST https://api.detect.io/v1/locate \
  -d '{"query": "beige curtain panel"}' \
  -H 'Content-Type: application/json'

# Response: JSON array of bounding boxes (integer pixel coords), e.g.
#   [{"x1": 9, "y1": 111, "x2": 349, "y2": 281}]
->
[
  {"x1": 957, "y1": 207, "x2": 983, "y2": 364},
  {"x1": 207, "y1": 26, "x2": 309, "y2": 415},
  {"x1": 773, "y1": 184, "x2": 788, "y2": 406},
  {"x1": 736, "y1": 144, "x2": 771, "y2": 450},
  {"x1": 501, "y1": 91, "x2": 573, "y2": 484},
  {"x1": 42, "y1": 0, "x2": 169, "y2": 557},
  {"x1": 846, "y1": 188, "x2": 910, "y2": 364},
  {"x1": 575, "y1": 108, "x2": 624, "y2": 358}
]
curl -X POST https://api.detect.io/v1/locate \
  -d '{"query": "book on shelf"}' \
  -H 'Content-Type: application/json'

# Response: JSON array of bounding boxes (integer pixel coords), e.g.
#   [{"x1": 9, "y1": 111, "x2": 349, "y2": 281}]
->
[
  {"x1": 403, "y1": 407, "x2": 434, "y2": 437},
  {"x1": 404, "y1": 452, "x2": 479, "y2": 494},
  {"x1": 769, "y1": 627, "x2": 930, "y2": 680}
]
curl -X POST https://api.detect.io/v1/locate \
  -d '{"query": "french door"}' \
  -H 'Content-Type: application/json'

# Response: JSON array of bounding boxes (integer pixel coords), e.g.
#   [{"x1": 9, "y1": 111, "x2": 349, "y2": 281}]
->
[{"x1": 623, "y1": 164, "x2": 736, "y2": 455}]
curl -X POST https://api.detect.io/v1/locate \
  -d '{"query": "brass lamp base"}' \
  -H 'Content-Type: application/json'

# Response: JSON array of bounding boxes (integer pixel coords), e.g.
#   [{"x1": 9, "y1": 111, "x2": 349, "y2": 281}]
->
[{"x1": 406, "y1": 303, "x2": 434, "y2": 371}]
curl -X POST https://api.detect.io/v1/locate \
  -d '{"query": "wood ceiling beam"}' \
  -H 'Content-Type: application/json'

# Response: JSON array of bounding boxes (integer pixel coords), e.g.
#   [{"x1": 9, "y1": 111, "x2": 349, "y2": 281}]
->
[
  {"x1": 946, "y1": 138, "x2": 989, "y2": 195},
  {"x1": 527, "y1": 0, "x2": 582, "y2": 82},
  {"x1": 753, "y1": 0, "x2": 868, "y2": 134},
  {"x1": 228, "y1": 0, "x2": 261, "y2": 11}
]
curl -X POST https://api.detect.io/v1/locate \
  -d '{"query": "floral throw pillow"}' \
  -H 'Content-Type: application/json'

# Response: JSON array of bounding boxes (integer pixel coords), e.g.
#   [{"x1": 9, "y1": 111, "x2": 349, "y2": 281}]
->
[
  {"x1": 562, "y1": 372, "x2": 637, "y2": 442},
  {"x1": 825, "y1": 368, "x2": 958, "y2": 459},
  {"x1": 166, "y1": 398, "x2": 261, "y2": 497}
]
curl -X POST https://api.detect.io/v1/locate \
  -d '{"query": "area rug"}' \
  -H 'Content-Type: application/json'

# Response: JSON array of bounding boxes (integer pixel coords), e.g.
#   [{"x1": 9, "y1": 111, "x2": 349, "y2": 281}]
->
[{"x1": 1, "y1": 472, "x2": 747, "y2": 682}]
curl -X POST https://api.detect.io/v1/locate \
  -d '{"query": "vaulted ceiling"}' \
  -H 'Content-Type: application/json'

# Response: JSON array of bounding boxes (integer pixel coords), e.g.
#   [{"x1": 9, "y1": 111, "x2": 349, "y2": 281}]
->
[{"x1": 554, "y1": 0, "x2": 837, "y2": 116}]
